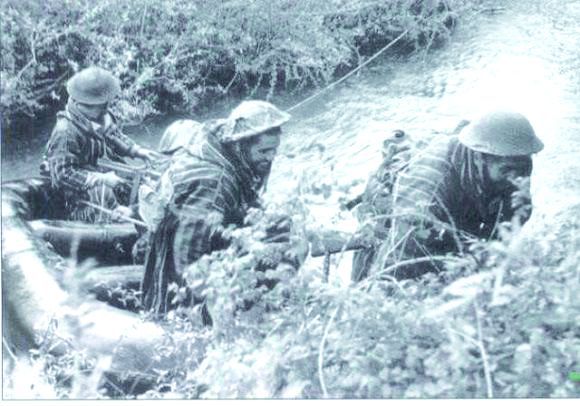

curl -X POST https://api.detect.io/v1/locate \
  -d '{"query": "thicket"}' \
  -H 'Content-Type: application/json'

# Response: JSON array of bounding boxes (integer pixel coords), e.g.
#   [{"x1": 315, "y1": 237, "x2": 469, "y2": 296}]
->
[
  {"x1": 5, "y1": 176, "x2": 578, "y2": 399},
  {"x1": 141, "y1": 196, "x2": 580, "y2": 399},
  {"x1": 7, "y1": 0, "x2": 576, "y2": 400},
  {"x1": 1, "y1": 0, "x2": 473, "y2": 127}
]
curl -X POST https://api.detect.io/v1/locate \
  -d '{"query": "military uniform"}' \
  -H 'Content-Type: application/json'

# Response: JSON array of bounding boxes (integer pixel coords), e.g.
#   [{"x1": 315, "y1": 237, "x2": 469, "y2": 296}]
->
[
  {"x1": 141, "y1": 101, "x2": 292, "y2": 317},
  {"x1": 141, "y1": 122, "x2": 266, "y2": 315},
  {"x1": 43, "y1": 100, "x2": 141, "y2": 221},
  {"x1": 353, "y1": 111, "x2": 543, "y2": 281},
  {"x1": 381, "y1": 132, "x2": 536, "y2": 280},
  {"x1": 42, "y1": 66, "x2": 152, "y2": 222}
]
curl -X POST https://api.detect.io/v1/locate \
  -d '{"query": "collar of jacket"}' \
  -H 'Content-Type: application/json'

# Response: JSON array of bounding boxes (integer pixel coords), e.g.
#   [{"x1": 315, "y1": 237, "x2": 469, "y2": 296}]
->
[
  {"x1": 60, "y1": 99, "x2": 117, "y2": 141},
  {"x1": 185, "y1": 121, "x2": 265, "y2": 201}
]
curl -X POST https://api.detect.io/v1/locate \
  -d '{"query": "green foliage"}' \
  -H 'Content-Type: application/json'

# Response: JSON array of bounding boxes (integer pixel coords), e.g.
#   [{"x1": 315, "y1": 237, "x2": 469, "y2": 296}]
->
[
  {"x1": 7, "y1": 171, "x2": 578, "y2": 399},
  {"x1": 1, "y1": 0, "x2": 479, "y2": 125},
  {"x1": 140, "y1": 183, "x2": 578, "y2": 399}
]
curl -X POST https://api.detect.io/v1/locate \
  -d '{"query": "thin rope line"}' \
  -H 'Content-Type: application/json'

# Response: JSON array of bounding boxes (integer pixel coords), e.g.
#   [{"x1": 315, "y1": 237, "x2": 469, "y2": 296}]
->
[{"x1": 287, "y1": 29, "x2": 409, "y2": 113}]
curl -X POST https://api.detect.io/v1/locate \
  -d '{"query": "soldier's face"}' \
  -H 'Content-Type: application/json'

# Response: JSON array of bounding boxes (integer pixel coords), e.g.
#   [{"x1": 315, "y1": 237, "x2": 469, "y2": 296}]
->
[
  {"x1": 484, "y1": 154, "x2": 533, "y2": 191},
  {"x1": 77, "y1": 102, "x2": 108, "y2": 122},
  {"x1": 245, "y1": 128, "x2": 281, "y2": 176}
]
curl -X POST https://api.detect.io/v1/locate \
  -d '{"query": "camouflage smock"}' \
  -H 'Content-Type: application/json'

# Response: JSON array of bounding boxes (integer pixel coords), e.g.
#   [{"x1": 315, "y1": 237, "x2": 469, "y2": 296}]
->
[
  {"x1": 351, "y1": 130, "x2": 413, "y2": 281},
  {"x1": 141, "y1": 121, "x2": 265, "y2": 316},
  {"x1": 42, "y1": 100, "x2": 140, "y2": 220},
  {"x1": 376, "y1": 136, "x2": 532, "y2": 280}
]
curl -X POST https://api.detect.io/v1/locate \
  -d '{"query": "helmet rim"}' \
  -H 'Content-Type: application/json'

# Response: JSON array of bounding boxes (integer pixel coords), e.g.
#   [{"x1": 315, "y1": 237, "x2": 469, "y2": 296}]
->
[
  {"x1": 221, "y1": 100, "x2": 290, "y2": 143},
  {"x1": 458, "y1": 110, "x2": 544, "y2": 156},
  {"x1": 66, "y1": 67, "x2": 121, "y2": 105}
]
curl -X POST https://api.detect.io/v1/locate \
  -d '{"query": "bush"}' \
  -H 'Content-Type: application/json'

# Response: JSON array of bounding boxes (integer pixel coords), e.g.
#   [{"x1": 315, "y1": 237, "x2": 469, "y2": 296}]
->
[
  {"x1": 5, "y1": 157, "x2": 578, "y2": 399},
  {"x1": 1, "y1": 0, "x2": 480, "y2": 127},
  {"x1": 130, "y1": 181, "x2": 578, "y2": 399}
]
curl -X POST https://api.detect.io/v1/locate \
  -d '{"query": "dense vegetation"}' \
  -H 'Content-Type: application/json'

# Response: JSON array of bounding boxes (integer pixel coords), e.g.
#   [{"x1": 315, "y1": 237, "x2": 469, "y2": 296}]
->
[
  {"x1": 137, "y1": 197, "x2": 579, "y2": 399},
  {"x1": 4, "y1": 0, "x2": 578, "y2": 400},
  {"x1": 4, "y1": 175, "x2": 578, "y2": 399},
  {"x1": 2, "y1": 0, "x2": 468, "y2": 127}
]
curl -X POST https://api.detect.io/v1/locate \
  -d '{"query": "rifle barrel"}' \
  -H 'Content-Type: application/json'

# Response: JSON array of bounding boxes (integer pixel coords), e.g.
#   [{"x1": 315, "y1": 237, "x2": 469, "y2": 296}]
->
[
  {"x1": 99, "y1": 160, "x2": 161, "y2": 179},
  {"x1": 80, "y1": 200, "x2": 148, "y2": 228}
]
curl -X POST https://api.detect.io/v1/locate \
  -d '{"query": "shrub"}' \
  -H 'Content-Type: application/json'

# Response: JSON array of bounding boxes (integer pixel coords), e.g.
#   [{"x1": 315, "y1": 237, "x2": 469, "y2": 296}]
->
[
  {"x1": 140, "y1": 180, "x2": 579, "y2": 399},
  {"x1": 1, "y1": 0, "x2": 480, "y2": 127}
]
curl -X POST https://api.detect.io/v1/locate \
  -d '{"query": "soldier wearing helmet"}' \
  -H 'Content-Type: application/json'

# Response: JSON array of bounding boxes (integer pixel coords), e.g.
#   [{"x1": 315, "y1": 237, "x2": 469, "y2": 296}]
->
[
  {"x1": 42, "y1": 66, "x2": 160, "y2": 222},
  {"x1": 370, "y1": 110, "x2": 543, "y2": 281},
  {"x1": 141, "y1": 100, "x2": 300, "y2": 319}
]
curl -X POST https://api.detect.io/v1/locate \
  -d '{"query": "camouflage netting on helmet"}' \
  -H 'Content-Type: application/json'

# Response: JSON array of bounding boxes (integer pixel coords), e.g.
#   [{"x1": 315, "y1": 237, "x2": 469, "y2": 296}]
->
[{"x1": 220, "y1": 100, "x2": 291, "y2": 143}]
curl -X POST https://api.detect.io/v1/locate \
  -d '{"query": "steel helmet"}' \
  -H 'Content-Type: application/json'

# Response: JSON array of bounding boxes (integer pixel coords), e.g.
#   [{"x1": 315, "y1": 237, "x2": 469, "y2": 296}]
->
[
  {"x1": 66, "y1": 66, "x2": 121, "y2": 105},
  {"x1": 221, "y1": 100, "x2": 291, "y2": 143},
  {"x1": 458, "y1": 110, "x2": 544, "y2": 156}
]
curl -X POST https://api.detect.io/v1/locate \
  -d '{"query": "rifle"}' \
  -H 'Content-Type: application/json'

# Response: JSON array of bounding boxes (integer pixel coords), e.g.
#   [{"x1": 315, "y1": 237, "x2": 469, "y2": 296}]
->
[{"x1": 80, "y1": 200, "x2": 148, "y2": 228}]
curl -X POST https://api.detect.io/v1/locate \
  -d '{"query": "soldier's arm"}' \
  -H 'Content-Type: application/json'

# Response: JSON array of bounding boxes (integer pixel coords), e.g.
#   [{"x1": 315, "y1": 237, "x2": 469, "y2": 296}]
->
[
  {"x1": 508, "y1": 176, "x2": 533, "y2": 225},
  {"x1": 104, "y1": 122, "x2": 141, "y2": 159},
  {"x1": 104, "y1": 112, "x2": 160, "y2": 161},
  {"x1": 172, "y1": 172, "x2": 239, "y2": 267}
]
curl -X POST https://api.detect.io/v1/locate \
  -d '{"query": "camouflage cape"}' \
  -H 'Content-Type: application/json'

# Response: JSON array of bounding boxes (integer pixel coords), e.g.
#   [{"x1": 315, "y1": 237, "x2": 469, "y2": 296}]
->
[
  {"x1": 375, "y1": 136, "x2": 531, "y2": 280},
  {"x1": 353, "y1": 135, "x2": 531, "y2": 282},
  {"x1": 42, "y1": 99, "x2": 140, "y2": 221},
  {"x1": 141, "y1": 121, "x2": 265, "y2": 316}
]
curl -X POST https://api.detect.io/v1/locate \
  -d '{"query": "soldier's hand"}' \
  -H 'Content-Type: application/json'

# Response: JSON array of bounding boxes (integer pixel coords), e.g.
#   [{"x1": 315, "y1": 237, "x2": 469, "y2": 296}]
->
[
  {"x1": 86, "y1": 171, "x2": 125, "y2": 188},
  {"x1": 509, "y1": 176, "x2": 532, "y2": 221},
  {"x1": 264, "y1": 215, "x2": 293, "y2": 243},
  {"x1": 100, "y1": 171, "x2": 126, "y2": 188},
  {"x1": 285, "y1": 238, "x2": 309, "y2": 268},
  {"x1": 135, "y1": 147, "x2": 163, "y2": 164},
  {"x1": 510, "y1": 176, "x2": 532, "y2": 210},
  {"x1": 111, "y1": 205, "x2": 134, "y2": 222},
  {"x1": 255, "y1": 244, "x2": 284, "y2": 268}
]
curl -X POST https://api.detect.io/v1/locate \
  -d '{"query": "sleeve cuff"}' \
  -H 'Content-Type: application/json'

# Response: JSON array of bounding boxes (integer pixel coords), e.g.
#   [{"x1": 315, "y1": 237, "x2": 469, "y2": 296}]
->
[{"x1": 129, "y1": 145, "x2": 141, "y2": 158}]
